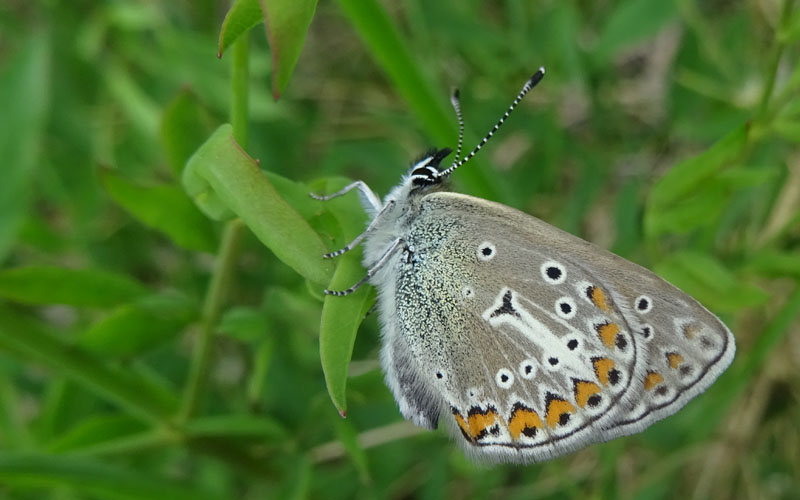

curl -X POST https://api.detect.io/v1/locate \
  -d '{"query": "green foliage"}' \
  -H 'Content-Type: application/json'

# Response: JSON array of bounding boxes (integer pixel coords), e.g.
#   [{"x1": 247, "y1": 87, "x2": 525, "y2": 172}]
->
[{"x1": 1, "y1": 1, "x2": 799, "y2": 499}]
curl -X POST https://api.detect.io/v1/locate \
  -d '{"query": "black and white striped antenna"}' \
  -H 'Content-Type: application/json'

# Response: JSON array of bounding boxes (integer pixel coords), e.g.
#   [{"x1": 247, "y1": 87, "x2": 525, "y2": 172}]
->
[
  {"x1": 449, "y1": 89, "x2": 465, "y2": 164},
  {"x1": 436, "y1": 66, "x2": 545, "y2": 179}
]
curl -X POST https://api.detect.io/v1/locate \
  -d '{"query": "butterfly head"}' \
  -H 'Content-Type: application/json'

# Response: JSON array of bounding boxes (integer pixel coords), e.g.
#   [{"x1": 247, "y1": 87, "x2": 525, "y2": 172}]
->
[{"x1": 409, "y1": 148, "x2": 453, "y2": 187}]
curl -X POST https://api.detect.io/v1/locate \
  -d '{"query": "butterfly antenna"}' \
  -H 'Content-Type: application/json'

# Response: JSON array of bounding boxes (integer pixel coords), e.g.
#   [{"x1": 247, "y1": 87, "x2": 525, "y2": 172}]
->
[
  {"x1": 450, "y1": 89, "x2": 465, "y2": 163},
  {"x1": 436, "y1": 66, "x2": 545, "y2": 179}
]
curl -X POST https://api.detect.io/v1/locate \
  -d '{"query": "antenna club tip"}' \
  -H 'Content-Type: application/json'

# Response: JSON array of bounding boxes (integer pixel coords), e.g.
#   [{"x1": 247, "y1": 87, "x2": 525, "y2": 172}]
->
[{"x1": 539, "y1": 66, "x2": 546, "y2": 74}]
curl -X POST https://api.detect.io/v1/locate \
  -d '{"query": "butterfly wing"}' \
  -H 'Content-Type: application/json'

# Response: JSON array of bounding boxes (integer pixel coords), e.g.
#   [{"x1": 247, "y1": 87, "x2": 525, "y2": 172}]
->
[{"x1": 377, "y1": 192, "x2": 734, "y2": 463}]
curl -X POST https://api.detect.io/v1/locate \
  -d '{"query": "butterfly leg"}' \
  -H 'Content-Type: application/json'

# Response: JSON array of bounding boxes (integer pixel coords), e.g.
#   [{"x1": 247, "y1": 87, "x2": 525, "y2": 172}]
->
[
  {"x1": 309, "y1": 180, "x2": 382, "y2": 215},
  {"x1": 322, "y1": 200, "x2": 396, "y2": 258},
  {"x1": 324, "y1": 237, "x2": 404, "y2": 296}
]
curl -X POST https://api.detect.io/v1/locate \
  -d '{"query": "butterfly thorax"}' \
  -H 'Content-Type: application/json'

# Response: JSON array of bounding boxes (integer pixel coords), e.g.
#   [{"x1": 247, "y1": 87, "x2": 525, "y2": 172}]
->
[{"x1": 361, "y1": 149, "x2": 453, "y2": 268}]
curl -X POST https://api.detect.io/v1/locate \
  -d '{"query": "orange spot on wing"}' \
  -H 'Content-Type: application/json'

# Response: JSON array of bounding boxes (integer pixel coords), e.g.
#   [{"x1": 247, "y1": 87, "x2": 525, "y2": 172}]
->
[
  {"x1": 667, "y1": 352, "x2": 684, "y2": 369},
  {"x1": 589, "y1": 286, "x2": 610, "y2": 312},
  {"x1": 453, "y1": 409, "x2": 471, "y2": 440},
  {"x1": 593, "y1": 357, "x2": 616, "y2": 386},
  {"x1": 508, "y1": 404, "x2": 543, "y2": 440},
  {"x1": 596, "y1": 322, "x2": 620, "y2": 348},
  {"x1": 545, "y1": 396, "x2": 576, "y2": 429},
  {"x1": 452, "y1": 406, "x2": 500, "y2": 442},
  {"x1": 644, "y1": 371, "x2": 664, "y2": 391},
  {"x1": 574, "y1": 380, "x2": 602, "y2": 408}
]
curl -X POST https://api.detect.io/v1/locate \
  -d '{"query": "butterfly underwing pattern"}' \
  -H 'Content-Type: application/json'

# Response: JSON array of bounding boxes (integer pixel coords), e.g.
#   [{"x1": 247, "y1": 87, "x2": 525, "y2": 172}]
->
[{"x1": 312, "y1": 68, "x2": 735, "y2": 464}]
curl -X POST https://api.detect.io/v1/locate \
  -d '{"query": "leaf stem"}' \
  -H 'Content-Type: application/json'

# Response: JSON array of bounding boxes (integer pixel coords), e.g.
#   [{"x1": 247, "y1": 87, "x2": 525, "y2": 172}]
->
[
  {"x1": 756, "y1": 0, "x2": 793, "y2": 118},
  {"x1": 231, "y1": 31, "x2": 250, "y2": 148},
  {"x1": 177, "y1": 219, "x2": 244, "y2": 423},
  {"x1": 177, "y1": 33, "x2": 251, "y2": 423}
]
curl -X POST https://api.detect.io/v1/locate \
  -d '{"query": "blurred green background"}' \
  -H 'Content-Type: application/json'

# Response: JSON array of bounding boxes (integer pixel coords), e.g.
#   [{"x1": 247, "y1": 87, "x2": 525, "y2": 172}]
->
[{"x1": 1, "y1": 0, "x2": 799, "y2": 498}]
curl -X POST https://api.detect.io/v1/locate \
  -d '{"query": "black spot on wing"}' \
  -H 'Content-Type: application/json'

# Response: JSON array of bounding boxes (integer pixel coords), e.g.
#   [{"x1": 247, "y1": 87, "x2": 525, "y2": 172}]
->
[{"x1": 490, "y1": 290, "x2": 520, "y2": 319}]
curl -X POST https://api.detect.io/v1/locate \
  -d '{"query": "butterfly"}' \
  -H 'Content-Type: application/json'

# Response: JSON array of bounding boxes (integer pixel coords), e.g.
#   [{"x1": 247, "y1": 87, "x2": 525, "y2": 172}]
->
[{"x1": 312, "y1": 67, "x2": 735, "y2": 463}]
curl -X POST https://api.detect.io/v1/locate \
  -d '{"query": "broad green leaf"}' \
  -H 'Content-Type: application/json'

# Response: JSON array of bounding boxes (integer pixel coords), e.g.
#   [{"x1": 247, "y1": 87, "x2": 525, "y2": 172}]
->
[
  {"x1": 48, "y1": 415, "x2": 146, "y2": 453},
  {"x1": 319, "y1": 260, "x2": 373, "y2": 416},
  {"x1": 102, "y1": 169, "x2": 218, "y2": 252},
  {"x1": 183, "y1": 124, "x2": 334, "y2": 285},
  {"x1": 160, "y1": 88, "x2": 214, "y2": 178},
  {"x1": 644, "y1": 188, "x2": 727, "y2": 237},
  {"x1": 184, "y1": 414, "x2": 285, "y2": 439},
  {"x1": 772, "y1": 118, "x2": 800, "y2": 143},
  {"x1": 79, "y1": 293, "x2": 197, "y2": 358},
  {"x1": 316, "y1": 178, "x2": 373, "y2": 416},
  {"x1": 259, "y1": 0, "x2": 318, "y2": 99},
  {"x1": 742, "y1": 250, "x2": 800, "y2": 279},
  {"x1": 715, "y1": 166, "x2": 780, "y2": 188},
  {"x1": 0, "y1": 453, "x2": 216, "y2": 500},
  {"x1": 648, "y1": 124, "x2": 749, "y2": 209},
  {"x1": 219, "y1": 306, "x2": 270, "y2": 342},
  {"x1": 0, "y1": 306, "x2": 176, "y2": 422},
  {"x1": 646, "y1": 124, "x2": 749, "y2": 237},
  {"x1": 0, "y1": 266, "x2": 148, "y2": 307},
  {"x1": 219, "y1": 0, "x2": 264, "y2": 57},
  {"x1": 0, "y1": 35, "x2": 49, "y2": 263},
  {"x1": 655, "y1": 251, "x2": 769, "y2": 313},
  {"x1": 593, "y1": 0, "x2": 678, "y2": 60}
]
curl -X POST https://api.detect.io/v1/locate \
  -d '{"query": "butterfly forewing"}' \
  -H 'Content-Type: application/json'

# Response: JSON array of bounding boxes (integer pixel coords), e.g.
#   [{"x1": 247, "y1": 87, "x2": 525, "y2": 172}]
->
[{"x1": 379, "y1": 192, "x2": 734, "y2": 463}]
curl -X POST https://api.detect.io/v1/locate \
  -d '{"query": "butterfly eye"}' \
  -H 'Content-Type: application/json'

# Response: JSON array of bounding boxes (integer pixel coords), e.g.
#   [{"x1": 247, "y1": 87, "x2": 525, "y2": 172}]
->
[
  {"x1": 541, "y1": 261, "x2": 566, "y2": 285},
  {"x1": 476, "y1": 242, "x2": 496, "y2": 261},
  {"x1": 635, "y1": 295, "x2": 653, "y2": 314}
]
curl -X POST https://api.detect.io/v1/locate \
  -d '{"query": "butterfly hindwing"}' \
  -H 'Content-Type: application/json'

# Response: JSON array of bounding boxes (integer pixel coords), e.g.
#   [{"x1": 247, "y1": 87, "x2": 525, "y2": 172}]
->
[{"x1": 377, "y1": 192, "x2": 734, "y2": 463}]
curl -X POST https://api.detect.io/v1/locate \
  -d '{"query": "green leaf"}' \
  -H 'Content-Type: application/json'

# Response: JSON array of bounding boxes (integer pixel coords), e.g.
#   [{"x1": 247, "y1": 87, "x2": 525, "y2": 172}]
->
[
  {"x1": 593, "y1": 0, "x2": 678, "y2": 60},
  {"x1": 183, "y1": 124, "x2": 334, "y2": 285},
  {"x1": 0, "y1": 306, "x2": 176, "y2": 423},
  {"x1": 259, "y1": 0, "x2": 319, "y2": 99},
  {"x1": 219, "y1": 0, "x2": 265, "y2": 58},
  {"x1": 0, "y1": 34, "x2": 49, "y2": 263},
  {"x1": 319, "y1": 260, "x2": 373, "y2": 416},
  {"x1": 160, "y1": 88, "x2": 214, "y2": 178},
  {"x1": 219, "y1": 306, "x2": 270, "y2": 342},
  {"x1": 655, "y1": 251, "x2": 769, "y2": 313},
  {"x1": 644, "y1": 188, "x2": 727, "y2": 236},
  {"x1": 79, "y1": 293, "x2": 197, "y2": 358},
  {"x1": 48, "y1": 415, "x2": 146, "y2": 453},
  {"x1": 646, "y1": 124, "x2": 749, "y2": 237},
  {"x1": 184, "y1": 414, "x2": 285, "y2": 439},
  {"x1": 648, "y1": 124, "x2": 749, "y2": 209},
  {"x1": 772, "y1": 118, "x2": 800, "y2": 143},
  {"x1": 0, "y1": 454, "x2": 216, "y2": 500},
  {"x1": 101, "y1": 169, "x2": 218, "y2": 253},
  {"x1": 0, "y1": 266, "x2": 148, "y2": 307},
  {"x1": 742, "y1": 250, "x2": 800, "y2": 279},
  {"x1": 316, "y1": 178, "x2": 374, "y2": 416}
]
